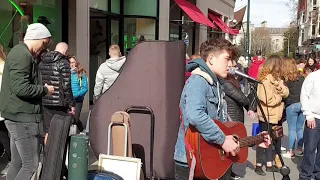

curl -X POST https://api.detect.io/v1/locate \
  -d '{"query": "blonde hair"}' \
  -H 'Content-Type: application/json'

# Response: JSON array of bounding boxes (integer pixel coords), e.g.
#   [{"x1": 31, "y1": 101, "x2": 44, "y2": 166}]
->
[
  {"x1": 257, "y1": 55, "x2": 282, "y2": 81},
  {"x1": 282, "y1": 57, "x2": 299, "y2": 82}
]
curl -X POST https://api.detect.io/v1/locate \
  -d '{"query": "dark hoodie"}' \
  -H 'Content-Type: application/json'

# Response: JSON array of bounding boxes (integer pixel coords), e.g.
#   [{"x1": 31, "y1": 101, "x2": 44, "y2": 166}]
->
[{"x1": 39, "y1": 51, "x2": 75, "y2": 108}]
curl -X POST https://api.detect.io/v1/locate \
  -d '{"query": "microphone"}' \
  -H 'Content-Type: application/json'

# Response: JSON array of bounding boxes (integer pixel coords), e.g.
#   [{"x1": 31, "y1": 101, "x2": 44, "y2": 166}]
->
[{"x1": 228, "y1": 67, "x2": 261, "y2": 84}]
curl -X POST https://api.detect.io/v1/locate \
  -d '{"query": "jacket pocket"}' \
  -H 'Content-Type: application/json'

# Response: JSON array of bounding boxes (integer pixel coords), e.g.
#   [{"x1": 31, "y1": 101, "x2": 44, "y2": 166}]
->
[{"x1": 206, "y1": 95, "x2": 219, "y2": 118}]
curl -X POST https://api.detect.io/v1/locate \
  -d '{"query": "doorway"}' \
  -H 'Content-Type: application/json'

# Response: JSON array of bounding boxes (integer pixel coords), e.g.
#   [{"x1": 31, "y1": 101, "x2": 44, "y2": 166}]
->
[{"x1": 89, "y1": 10, "x2": 121, "y2": 104}]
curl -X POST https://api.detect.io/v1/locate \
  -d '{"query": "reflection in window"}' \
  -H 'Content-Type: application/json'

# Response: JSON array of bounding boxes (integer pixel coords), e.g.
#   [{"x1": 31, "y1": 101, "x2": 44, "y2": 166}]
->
[
  {"x1": 0, "y1": 0, "x2": 62, "y2": 52},
  {"x1": 124, "y1": 18, "x2": 156, "y2": 55}
]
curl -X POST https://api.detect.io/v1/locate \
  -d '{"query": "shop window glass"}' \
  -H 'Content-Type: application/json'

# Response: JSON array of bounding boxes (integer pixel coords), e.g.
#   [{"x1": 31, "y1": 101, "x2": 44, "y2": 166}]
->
[
  {"x1": 90, "y1": 0, "x2": 108, "y2": 12},
  {"x1": 124, "y1": 0, "x2": 157, "y2": 17},
  {"x1": 111, "y1": 0, "x2": 120, "y2": 14},
  {"x1": 124, "y1": 18, "x2": 156, "y2": 55},
  {"x1": 0, "y1": 0, "x2": 62, "y2": 52}
]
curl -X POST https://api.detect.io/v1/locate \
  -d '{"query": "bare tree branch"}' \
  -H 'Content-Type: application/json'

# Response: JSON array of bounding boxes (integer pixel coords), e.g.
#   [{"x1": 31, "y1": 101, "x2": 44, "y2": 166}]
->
[{"x1": 285, "y1": 0, "x2": 298, "y2": 21}]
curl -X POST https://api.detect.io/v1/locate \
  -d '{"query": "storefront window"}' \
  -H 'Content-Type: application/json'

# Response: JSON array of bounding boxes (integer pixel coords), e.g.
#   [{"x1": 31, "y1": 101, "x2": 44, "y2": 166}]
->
[
  {"x1": 0, "y1": 0, "x2": 62, "y2": 52},
  {"x1": 124, "y1": 18, "x2": 156, "y2": 54},
  {"x1": 90, "y1": 0, "x2": 108, "y2": 12},
  {"x1": 123, "y1": 0, "x2": 157, "y2": 17},
  {"x1": 169, "y1": 0, "x2": 195, "y2": 57},
  {"x1": 111, "y1": 0, "x2": 120, "y2": 14}
]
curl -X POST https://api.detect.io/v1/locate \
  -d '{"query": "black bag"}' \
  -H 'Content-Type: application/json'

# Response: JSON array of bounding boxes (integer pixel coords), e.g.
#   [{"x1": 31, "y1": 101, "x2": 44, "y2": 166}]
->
[
  {"x1": 88, "y1": 170, "x2": 124, "y2": 180},
  {"x1": 40, "y1": 114, "x2": 72, "y2": 180}
]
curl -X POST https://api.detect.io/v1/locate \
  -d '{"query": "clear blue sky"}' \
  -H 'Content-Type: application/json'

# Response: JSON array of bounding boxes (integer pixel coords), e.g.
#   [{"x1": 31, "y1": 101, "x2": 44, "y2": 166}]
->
[{"x1": 235, "y1": 0, "x2": 292, "y2": 27}]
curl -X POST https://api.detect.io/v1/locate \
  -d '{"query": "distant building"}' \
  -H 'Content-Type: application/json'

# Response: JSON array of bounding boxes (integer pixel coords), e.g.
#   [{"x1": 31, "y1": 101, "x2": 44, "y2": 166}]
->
[{"x1": 235, "y1": 21, "x2": 288, "y2": 53}]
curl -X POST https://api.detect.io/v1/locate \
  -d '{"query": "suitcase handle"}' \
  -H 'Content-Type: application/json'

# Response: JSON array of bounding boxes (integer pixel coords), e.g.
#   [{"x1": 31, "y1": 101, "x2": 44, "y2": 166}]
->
[
  {"x1": 107, "y1": 122, "x2": 128, "y2": 157},
  {"x1": 125, "y1": 106, "x2": 155, "y2": 179}
]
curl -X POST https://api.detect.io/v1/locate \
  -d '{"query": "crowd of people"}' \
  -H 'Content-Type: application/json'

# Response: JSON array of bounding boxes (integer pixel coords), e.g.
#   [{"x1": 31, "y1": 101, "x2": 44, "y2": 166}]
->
[
  {"x1": 0, "y1": 21, "x2": 319, "y2": 180},
  {"x1": 178, "y1": 38, "x2": 320, "y2": 180},
  {"x1": 0, "y1": 23, "x2": 126, "y2": 180}
]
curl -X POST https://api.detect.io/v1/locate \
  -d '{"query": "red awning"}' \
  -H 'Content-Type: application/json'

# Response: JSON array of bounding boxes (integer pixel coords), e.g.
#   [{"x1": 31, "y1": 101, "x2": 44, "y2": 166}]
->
[
  {"x1": 174, "y1": 0, "x2": 216, "y2": 28},
  {"x1": 208, "y1": 13, "x2": 237, "y2": 35}
]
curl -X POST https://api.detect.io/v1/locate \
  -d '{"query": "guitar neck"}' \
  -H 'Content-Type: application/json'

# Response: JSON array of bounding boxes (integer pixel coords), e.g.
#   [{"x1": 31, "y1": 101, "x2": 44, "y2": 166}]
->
[{"x1": 239, "y1": 134, "x2": 264, "y2": 148}]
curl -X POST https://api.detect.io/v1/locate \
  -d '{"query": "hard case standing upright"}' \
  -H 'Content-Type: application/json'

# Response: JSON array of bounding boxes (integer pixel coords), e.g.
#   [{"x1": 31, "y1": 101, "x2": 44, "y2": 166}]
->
[
  {"x1": 125, "y1": 106, "x2": 155, "y2": 179},
  {"x1": 40, "y1": 114, "x2": 72, "y2": 180}
]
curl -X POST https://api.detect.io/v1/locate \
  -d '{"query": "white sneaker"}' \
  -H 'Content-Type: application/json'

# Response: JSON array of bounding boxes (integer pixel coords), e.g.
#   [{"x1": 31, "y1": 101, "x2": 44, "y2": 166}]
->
[
  {"x1": 1, "y1": 164, "x2": 9, "y2": 176},
  {"x1": 281, "y1": 146, "x2": 286, "y2": 151},
  {"x1": 282, "y1": 151, "x2": 295, "y2": 158}
]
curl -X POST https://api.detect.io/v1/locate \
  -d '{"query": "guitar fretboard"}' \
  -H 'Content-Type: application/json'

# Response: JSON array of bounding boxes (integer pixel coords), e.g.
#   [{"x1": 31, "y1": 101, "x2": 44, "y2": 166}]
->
[{"x1": 239, "y1": 134, "x2": 264, "y2": 148}]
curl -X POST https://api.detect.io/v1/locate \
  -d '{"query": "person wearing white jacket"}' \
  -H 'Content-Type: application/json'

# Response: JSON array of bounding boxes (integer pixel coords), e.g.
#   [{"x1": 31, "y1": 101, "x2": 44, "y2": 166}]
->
[
  {"x1": 93, "y1": 44, "x2": 126, "y2": 102},
  {"x1": 300, "y1": 70, "x2": 320, "y2": 179},
  {"x1": 0, "y1": 44, "x2": 10, "y2": 175}
]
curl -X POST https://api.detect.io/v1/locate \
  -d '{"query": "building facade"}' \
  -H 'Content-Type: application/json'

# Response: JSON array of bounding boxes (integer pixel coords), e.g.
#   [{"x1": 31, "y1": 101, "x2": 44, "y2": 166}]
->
[
  {"x1": 297, "y1": 0, "x2": 320, "y2": 57},
  {"x1": 0, "y1": 0, "x2": 237, "y2": 111}
]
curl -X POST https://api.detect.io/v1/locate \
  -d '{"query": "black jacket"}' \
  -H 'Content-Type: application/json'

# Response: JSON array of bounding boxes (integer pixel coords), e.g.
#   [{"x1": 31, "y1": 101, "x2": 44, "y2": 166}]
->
[
  {"x1": 221, "y1": 79, "x2": 251, "y2": 123},
  {"x1": 284, "y1": 75, "x2": 304, "y2": 107},
  {"x1": 39, "y1": 51, "x2": 75, "y2": 108}
]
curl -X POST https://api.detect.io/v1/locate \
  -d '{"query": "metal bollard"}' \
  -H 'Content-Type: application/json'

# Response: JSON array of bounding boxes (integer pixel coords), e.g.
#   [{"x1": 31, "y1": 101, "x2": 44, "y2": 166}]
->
[{"x1": 68, "y1": 134, "x2": 89, "y2": 180}]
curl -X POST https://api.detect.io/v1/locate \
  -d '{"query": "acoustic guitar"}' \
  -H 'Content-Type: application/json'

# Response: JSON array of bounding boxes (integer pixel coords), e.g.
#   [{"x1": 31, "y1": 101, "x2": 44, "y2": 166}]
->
[{"x1": 186, "y1": 120, "x2": 267, "y2": 179}]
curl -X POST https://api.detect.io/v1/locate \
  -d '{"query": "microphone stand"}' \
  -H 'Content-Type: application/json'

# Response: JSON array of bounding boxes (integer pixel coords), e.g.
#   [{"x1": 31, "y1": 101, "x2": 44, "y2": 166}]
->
[{"x1": 249, "y1": 83, "x2": 290, "y2": 180}]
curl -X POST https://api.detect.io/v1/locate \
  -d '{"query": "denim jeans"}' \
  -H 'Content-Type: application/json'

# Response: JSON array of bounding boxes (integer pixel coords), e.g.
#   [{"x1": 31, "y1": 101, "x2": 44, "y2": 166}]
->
[
  {"x1": 5, "y1": 120, "x2": 39, "y2": 180},
  {"x1": 299, "y1": 119, "x2": 320, "y2": 180},
  {"x1": 286, "y1": 103, "x2": 305, "y2": 150}
]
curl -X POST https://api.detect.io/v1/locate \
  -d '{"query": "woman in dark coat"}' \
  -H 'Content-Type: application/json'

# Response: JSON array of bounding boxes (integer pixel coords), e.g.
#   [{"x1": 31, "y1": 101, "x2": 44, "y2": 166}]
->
[
  {"x1": 221, "y1": 60, "x2": 255, "y2": 179},
  {"x1": 222, "y1": 60, "x2": 255, "y2": 123}
]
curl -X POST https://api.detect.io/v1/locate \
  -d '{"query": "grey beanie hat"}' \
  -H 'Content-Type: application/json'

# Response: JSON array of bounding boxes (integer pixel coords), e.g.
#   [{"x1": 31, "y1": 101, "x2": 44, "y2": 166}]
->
[{"x1": 24, "y1": 23, "x2": 51, "y2": 40}]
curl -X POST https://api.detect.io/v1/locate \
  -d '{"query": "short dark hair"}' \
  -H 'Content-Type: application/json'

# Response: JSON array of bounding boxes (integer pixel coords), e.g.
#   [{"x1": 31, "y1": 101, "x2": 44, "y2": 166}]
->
[
  {"x1": 256, "y1": 50, "x2": 262, "y2": 56},
  {"x1": 199, "y1": 38, "x2": 236, "y2": 61}
]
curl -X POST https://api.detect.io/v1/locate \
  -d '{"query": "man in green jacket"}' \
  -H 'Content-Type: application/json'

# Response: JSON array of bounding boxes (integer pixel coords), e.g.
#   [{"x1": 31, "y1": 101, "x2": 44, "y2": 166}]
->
[{"x1": 0, "y1": 23, "x2": 54, "y2": 180}]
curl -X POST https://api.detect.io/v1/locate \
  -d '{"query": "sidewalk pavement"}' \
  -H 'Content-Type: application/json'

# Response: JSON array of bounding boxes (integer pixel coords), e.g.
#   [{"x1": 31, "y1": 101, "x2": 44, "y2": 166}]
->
[
  {"x1": 231, "y1": 113, "x2": 301, "y2": 179},
  {"x1": 0, "y1": 110, "x2": 302, "y2": 179}
]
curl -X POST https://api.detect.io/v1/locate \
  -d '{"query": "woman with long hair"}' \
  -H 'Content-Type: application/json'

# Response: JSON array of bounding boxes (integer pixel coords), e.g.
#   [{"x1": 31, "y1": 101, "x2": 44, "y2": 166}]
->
[
  {"x1": 0, "y1": 44, "x2": 10, "y2": 175},
  {"x1": 69, "y1": 56, "x2": 88, "y2": 132},
  {"x1": 281, "y1": 57, "x2": 305, "y2": 158},
  {"x1": 221, "y1": 59, "x2": 255, "y2": 179},
  {"x1": 304, "y1": 58, "x2": 318, "y2": 76},
  {"x1": 254, "y1": 55, "x2": 289, "y2": 176}
]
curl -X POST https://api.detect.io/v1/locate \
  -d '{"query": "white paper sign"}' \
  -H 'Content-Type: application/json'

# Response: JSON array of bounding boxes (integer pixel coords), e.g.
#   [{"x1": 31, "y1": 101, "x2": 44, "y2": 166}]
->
[{"x1": 98, "y1": 154, "x2": 141, "y2": 180}]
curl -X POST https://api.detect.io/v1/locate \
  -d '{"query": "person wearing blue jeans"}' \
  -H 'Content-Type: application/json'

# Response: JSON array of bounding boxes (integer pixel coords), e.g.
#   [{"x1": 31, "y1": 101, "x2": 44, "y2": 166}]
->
[
  {"x1": 299, "y1": 70, "x2": 320, "y2": 180},
  {"x1": 282, "y1": 57, "x2": 305, "y2": 158},
  {"x1": 284, "y1": 102, "x2": 304, "y2": 157},
  {"x1": 5, "y1": 121, "x2": 39, "y2": 179},
  {"x1": 0, "y1": 24, "x2": 54, "y2": 180}
]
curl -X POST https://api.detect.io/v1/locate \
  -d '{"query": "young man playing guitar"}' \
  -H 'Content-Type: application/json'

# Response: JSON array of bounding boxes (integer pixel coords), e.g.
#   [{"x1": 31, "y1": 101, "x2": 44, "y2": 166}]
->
[{"x1": 174, "y1": 38, "x2": 239, "y2": 180}]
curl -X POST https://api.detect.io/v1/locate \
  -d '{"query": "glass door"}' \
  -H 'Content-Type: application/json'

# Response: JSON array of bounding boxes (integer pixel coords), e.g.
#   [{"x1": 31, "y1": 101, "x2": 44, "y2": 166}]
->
[{"x1": 111, "y1": 19, "x2": 119, "y2": 45}]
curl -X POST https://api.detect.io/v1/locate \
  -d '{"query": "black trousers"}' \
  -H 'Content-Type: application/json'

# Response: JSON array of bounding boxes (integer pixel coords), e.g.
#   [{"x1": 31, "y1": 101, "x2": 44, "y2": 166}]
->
[
  {"x1": 175, "y1": 163, "x2": 232, "y2": 180},
  {"x1": 256, "y1": 121, "x2": 281, "y2": 164}
]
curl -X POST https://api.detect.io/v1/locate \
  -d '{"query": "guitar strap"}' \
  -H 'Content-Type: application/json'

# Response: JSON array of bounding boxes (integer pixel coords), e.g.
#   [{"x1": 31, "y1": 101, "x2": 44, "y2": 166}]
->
[{"x1": 180, "y1": 108, "x2": 196, "y2": 180}]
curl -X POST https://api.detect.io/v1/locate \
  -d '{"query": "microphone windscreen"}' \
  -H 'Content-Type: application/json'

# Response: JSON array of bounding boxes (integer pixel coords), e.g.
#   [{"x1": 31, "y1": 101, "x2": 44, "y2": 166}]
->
[{"x1": 229, "y1": 67, "x2": 236, "y2": 75}]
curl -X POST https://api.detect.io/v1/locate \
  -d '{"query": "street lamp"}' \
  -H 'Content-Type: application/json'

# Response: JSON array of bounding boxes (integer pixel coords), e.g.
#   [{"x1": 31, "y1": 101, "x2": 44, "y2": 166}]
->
[{"x1": 246, "y1": 0, "x2": 251, "y2": 65}]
